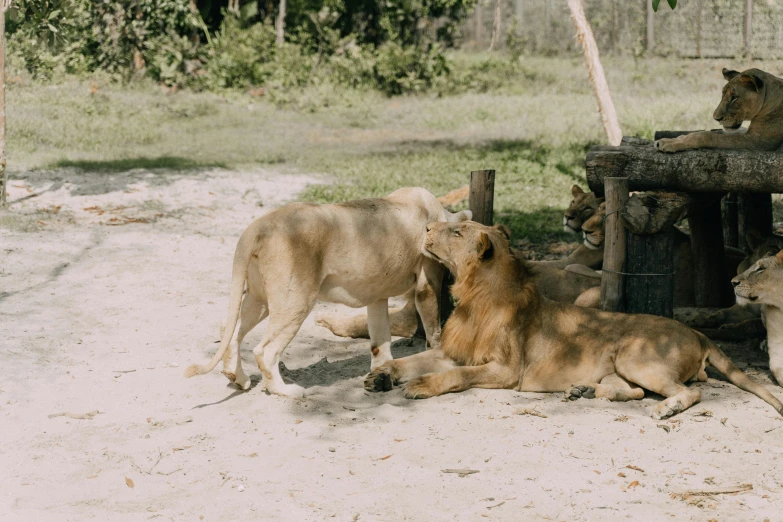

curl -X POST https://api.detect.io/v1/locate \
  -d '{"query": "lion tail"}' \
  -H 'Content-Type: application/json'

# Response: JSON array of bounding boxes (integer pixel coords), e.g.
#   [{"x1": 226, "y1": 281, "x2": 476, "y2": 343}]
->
[
  {"x1": 703, "y1": 334, "x2": 783, "y2": 416},
  {"x1": 184, "y1": 228, "x2": 257, "y2": 379}
]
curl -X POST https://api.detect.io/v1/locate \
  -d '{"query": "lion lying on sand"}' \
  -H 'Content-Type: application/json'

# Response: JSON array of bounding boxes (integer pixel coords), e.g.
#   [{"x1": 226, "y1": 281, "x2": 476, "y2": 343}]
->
[
  {"x1": 365, "y1": 221, "x2": 783, "y2": 419},
  {"x1": 184, "y1": 188, "x2": 470, "y2": 397}
]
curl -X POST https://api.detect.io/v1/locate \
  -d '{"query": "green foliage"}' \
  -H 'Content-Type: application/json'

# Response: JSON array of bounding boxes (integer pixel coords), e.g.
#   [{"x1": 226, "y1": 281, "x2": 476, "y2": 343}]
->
[{"x1": 651, "y1": 0, "x2": 677, "y2": 12}]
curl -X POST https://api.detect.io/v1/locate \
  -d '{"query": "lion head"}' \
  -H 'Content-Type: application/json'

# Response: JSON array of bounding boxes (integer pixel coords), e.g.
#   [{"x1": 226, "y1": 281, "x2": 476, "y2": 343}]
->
[
  {"x1": 580, "y1": 201, "x2": 606, "y2": 251},
  {"x1": 736, "y1": 230, "x2": 783, "y2": 274},
  {"x1": 425, "y1": 221, "x2": 511, "y2": 278},
  {"x1": 564, "y1": 185, "x2": 603, "y2": 234},
  {"x1": 713, "y1": 68, "x2": 766, "y2": 132},
  {"x1": 732, "y1": 250, "x2": 783, "y2": 307}
]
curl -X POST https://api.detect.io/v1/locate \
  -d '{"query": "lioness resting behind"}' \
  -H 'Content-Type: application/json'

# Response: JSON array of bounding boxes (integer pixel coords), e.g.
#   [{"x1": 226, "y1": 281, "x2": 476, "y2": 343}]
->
[
  {"x1": 732, "y1": 250, "x2": 783, "y2": 386},
  {"x1": 655, "y1": 67, "x2": 783, "y2": 153},
  {"x1": 365, "y1": 221, "x2": 783, "y2": 419},
  {"x1": 184, "y1": 188, "x2": 471, "y2": 397}
]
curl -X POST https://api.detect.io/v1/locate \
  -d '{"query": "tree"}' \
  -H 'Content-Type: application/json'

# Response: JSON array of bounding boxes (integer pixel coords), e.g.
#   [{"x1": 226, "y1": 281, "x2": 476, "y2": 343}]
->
[{"x1": 566, "y1": 0, "x2": 621, "y2": 146}]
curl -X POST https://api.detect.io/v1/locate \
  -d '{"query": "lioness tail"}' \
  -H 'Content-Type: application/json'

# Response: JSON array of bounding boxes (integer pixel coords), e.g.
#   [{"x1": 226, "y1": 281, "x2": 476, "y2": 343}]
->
[
  {"x1": 184, "y1": 229, "x2": 256, "y2": 379},
  {"x1": 704, "y1": 335, "x2": 783, "y2": 416}
]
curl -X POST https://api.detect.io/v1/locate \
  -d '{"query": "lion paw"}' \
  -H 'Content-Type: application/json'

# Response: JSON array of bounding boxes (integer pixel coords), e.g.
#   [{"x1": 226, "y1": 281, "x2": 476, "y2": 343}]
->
[
  {"x1": 651, "y1": 400, "x2": 683, "y2": 420},
  {"x1": 566, "y1": 385, "x2": 595, "y2": 401},
  {"x1": 403, "y1": 376, "x2": 436, "y2": 399},
  {"x1": 654, "y1": 138, "x2": 683, "y2": 153},
  {"x1": 364, "y1": 367, "x2": 396, "y2": 392},
  {"x1": 265, "y1": 382, "x2": 306, "y2": 399}
]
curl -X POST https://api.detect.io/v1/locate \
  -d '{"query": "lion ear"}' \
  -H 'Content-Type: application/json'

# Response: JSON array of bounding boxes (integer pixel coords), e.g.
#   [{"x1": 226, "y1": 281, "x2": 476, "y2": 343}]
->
[
  {"x1": 746, "y1": 229, "x2": 763, "y2": 250},
  {"x1": 776, "y1": 250, "x2": 783, "y2": 265},
  {"x1": 493, "y1": 224, "x2": 511, "y2": 240},
  {"x1": 722, "y1": 68, "x2": 740, "y2": 81},
  {"x1": 571, "y1": 185, "x2": 584, "y2": 197},
  {"x1": 739, "y1": 73, "x2": 764, "y2": 92},
  {"x1": 477, "y1": 232, "x2": 494, "y2": 260},
  {"x1": 596, "y1": 197, "x2": 605, "y2": 204}
]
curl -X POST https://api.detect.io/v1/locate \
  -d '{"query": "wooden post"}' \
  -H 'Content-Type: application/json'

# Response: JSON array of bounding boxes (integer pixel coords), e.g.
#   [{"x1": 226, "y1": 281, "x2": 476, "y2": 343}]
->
[
  {"x1": 721, "y1": 192, "x2": 739, "y2": 249},
  {"x1": 600, "y1": 177, "x2": 628, "y2": 312},
  {"x1": 646, "y1": 0, "x2": 654, "y2": 54},
  {"x1": 744, "y1": 0, "x2": 752, "y2": 58},
  {"x1": 738, "y1": 193, "x2": 773, "y2": 244},
  {"x1": 0, "y1": 1, "x2": 6, "y2": 208},
  {"x1": 689, "y1": 193, "x2": 734, "y2": 307},
  {"x1": 622, "y1": 193, "x2": 688, "y2": 318},
  {"x1": 469, "y1": 169, "x2": 495, "y2": 225},
  {"x1": 440, "y1": 170, "x2": 495, "y2": 325}
]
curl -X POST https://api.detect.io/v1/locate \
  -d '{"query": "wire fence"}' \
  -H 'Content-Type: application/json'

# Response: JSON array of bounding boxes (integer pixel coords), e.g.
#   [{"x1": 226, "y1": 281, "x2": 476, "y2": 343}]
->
[{"x1": 460, "y1": 0, "x2": 783, "y2": 59}]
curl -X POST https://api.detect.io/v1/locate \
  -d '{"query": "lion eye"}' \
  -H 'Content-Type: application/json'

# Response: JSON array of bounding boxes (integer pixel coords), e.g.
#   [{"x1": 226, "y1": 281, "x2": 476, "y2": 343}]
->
[
  {"x1": 453, "y1": 230, "x2": 461, "y2": 237},
  {"x1": 754, "y1": 266, "x2": 766, "y2": 273}
]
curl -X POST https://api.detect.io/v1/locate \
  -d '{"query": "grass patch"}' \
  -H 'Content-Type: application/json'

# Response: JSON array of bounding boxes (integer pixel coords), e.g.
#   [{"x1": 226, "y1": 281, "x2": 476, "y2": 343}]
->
[{"x1": 8, "y1": 55, "x2": 783, "y2": 241}]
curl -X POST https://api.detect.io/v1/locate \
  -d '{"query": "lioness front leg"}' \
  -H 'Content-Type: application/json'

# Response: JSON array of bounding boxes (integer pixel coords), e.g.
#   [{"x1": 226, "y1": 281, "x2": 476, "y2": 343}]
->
[
  {"x1": 367, "y1": 299, "x2": 392, "y2": 369},
  {"x1": 416, "y1": 261, "x2": 444, "y2": 349},
  {"x1": 655, "y1": 131, "x2": 779, "y2": 153},
  {"x1": 403, "y1": 362, "x2": 518, "y2": 399},
  {"x1": 364, "y1": 349, "x2": 456, "y2": 392}
]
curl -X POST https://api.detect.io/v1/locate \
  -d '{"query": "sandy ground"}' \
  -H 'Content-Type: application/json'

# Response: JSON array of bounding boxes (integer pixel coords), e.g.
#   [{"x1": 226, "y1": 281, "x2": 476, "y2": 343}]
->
[{"x1": 2, "y1": 168, "x2": 783, "y2": 522}]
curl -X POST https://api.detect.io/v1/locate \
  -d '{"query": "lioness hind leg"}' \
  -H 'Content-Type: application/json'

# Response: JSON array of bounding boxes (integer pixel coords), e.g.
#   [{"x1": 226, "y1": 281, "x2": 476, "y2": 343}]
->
[
  {"x1": 596, "y1": 374, "x2": 644, "y2": 401},
  {"x1": 223, "y1": 294, "x2": 268, "y2": 391},
  {"x1": 621, "y1": 367, "x2": 701, "y2": 419},
  {"x1": 252, "y1": 297, "x2": 314, "y2": 398}
]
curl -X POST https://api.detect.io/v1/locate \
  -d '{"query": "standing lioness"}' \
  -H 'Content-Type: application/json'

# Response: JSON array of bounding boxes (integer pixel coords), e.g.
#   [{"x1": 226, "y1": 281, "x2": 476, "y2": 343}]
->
[
  {"x1": 185, "y1": 188, "x2": 470, "y2": 397},
  {"x1": 366, "y1": 222, "x2": 783, "y2": 419}
]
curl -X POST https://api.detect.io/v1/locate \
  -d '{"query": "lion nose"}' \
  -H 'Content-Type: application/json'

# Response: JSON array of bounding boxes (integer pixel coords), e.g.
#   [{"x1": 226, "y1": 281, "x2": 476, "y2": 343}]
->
[
  {"x1": 426, "y1": 223, "x2": 434, "y2": 231},
  {"x1": 731, "y1": 278, "x2": 740, "y2": 287}
]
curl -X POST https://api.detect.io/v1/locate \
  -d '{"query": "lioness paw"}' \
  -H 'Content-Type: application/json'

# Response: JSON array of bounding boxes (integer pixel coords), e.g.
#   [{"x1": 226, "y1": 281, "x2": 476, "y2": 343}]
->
[
  {"x1": 403, "y1": 377, "x2": 436, "y2": 399},
  {"x1": 566, "y1": 385, "x2": 595, "y2": 401},
  {"x1": 364, "y1": 367, "x2": 396, "y2": 392},
  {"x1": 654, "y1": 138, "x2": 682, "y2": 153}
]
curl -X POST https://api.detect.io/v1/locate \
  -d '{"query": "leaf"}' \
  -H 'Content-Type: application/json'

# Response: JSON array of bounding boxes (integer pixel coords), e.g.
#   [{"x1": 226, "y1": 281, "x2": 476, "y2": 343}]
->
[
  {"x1": 626, "y1": 465, "x2": 645, "y2": 472},
  {"x1": 667, "y1": 0, "x2": 677, "y2": 9},
  {"x1": 628, "y1": 480, "x2": 640, "y2": 489},
  {"x1": 125, "y1": 477, "x2": 135, "y2": 489},
  {"x1": 378, "y1": 454, "x2": 393, "y2": 461},
  {"x1": 652, "y1": 0, "x2": 660, "y2": 11}
]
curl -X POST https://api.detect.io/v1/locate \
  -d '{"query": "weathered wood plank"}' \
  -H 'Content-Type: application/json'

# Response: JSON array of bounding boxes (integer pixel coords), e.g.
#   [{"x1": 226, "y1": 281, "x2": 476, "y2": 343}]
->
[
  {"x1": 586, "y1": 144, "x2": 783, "y2": 195},
  {"x1": 600, "y1": 177, "x2": 628, "y2": 312}
]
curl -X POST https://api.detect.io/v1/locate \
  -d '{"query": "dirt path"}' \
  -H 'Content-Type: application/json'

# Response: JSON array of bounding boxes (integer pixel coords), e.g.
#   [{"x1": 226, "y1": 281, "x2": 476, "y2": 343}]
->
[{"x1": 1, "y1": 168, "x2": 782, "y2": 521}]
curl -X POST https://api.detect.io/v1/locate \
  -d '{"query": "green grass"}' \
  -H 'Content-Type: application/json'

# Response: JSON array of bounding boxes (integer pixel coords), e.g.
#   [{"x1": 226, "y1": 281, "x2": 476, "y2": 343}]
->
[{"x1": 8, "y1": 55, "x2": 783, "y2": 241}]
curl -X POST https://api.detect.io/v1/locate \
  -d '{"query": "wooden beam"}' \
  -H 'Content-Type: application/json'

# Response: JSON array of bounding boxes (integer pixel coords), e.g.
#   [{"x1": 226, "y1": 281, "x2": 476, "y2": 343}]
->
[
  {"x1": 600, "y1": 177, "x2": 628, "y2": 312},
  {"x1": 586, "y1": 143, "x2": 783, "y2": 195}
]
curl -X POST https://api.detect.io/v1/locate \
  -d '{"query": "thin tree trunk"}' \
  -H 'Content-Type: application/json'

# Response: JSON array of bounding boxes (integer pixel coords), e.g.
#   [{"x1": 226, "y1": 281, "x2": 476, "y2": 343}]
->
[
  {"x1": 744, "y1": 0, "x2": 752, "y2": 58},
  {"x1": 544, "y1": 0, "x2": 552, "y2": 45},
  {"x1": 610, "y1": 0, "x2": 617, "y2": 52},
  {"x1": 646, "y1": 0, "x2": 654, "y2": 54},
  {"x1": 0, "y1": 1, "x2": 6, "y2": 208},
  {"x1": 515, "y1": 0, "x2": 524, "y2": 34},
  {"x1": 276, "y1": 0, "x2": 286, "y2": 46},
  {"x1": 567, "y1": 0, "x2": 622, "y2": 146},
  {"x1": 475, "y1": 1, "x2": 484, "y2": 46},
  {"x1": 696, "y1": 0, "x2": 702, "y2": 58},
  {"x1": 489, "y1": 0, "x2": 502, "y2": 51}
]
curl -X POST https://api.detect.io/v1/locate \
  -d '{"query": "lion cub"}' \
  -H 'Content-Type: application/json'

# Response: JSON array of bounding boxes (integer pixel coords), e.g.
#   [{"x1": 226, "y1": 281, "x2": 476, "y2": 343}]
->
[
  {"x1": 366, "y1": 221, "x2": 783, "y2": 419},
  {"x1": 732, "y1": 250, "x2": 783, "y2": 386}
]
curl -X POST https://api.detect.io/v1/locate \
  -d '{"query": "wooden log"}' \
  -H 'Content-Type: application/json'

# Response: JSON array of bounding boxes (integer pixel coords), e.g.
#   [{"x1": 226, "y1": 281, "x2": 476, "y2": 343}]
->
[
  {"x1": 738, "y1": 192, "x2": 773, "y2": 242},
  {"x1": 600, "y1": 177, "x2": 628, "y2": 312},
  {"x1": 441, "y1": 170, "x2": 496, "y2": 325},
  {"x1": 621, "y1": 193, "x2": 688, "y2": 318},
  {"x1": 689, "y1": 193, "x2": 734, "y2": 307},
  {"x1": 586, "y1": 143, "x2": 783, "y2": 195},
  {"x1": 721, "y1": 193, "x2": 739, "y2": 249}
]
